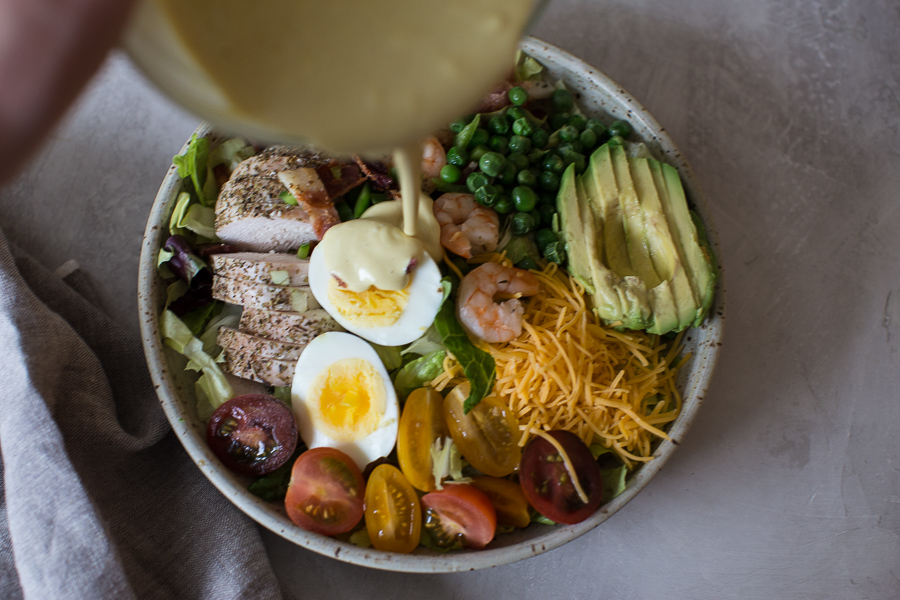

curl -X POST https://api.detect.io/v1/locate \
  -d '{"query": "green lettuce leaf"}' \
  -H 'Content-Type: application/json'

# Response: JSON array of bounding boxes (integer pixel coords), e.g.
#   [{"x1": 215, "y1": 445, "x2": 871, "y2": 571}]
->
[
  {"x1": 393, "y1": 350, "x2": 446, "y2": 399},
  {"x1": 600, "y1": 465, "x2": 628, "y2": 502},
  {"x1": 173, "y1": 133, "x2": 218, "y2": 206},
  {"x1": 433, "y1": 300, "x2": 495, "y2": 414},
  {"x1": 209, "y1": 137, "x2": 255, "y2": 172},
  {"x1": 514, "y1": 50, "x2": 545, "y2": 81},
  {"x1": 453, "y1": 114, "x2": 481, "y2": 149},
  {"x1": 401, "y1": 324, "x2": 444, "y2": 358},
  {"x1": 372, "y1": 343, "x2": 403, "y2": 371},
  {"x1": 160, "y1": 310, "x2": 233, "y2": 413},
  {"x1": 246, "y1": 447, "x2": 302, "y2": 502}
]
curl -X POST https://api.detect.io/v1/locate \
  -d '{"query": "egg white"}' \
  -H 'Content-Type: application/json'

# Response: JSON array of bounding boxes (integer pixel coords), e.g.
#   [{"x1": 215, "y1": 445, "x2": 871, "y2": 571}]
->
[
  {"x1": 291, "y1": 332, "x2": 399, "y2": 470},
  {"x1": 308, "y1": 244, "x2": 444, "y2": 346}
]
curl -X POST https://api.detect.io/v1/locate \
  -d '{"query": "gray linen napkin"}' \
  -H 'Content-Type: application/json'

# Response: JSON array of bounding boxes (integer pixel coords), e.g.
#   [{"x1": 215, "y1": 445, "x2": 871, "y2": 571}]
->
[{"x1": 0, "y1": 230, "x2": 284, "y2": 600}]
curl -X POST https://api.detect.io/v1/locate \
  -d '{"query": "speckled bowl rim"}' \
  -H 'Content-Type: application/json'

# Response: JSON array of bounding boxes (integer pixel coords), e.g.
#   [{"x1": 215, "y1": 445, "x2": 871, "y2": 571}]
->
[{"x1": 137, "y1": 36, "x2": 726, "y2": 573}]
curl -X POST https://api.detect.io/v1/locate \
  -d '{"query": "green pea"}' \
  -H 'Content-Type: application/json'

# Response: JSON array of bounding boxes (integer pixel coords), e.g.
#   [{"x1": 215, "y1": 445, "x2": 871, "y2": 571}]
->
[
  {"x1": 508, "y1": 86, "x2": 529, "y2": 106},
  {"x1": 539, "y1": 170, "x2": 561, "y2": 191},
  {"x1": 489, "y1": 135, "x2": 509, "y2": 154},
  {"x1": 449, "y1": 117, "x2": 469, "y2": 133},
  {"x1": 543, "y1": 241, "x2": 566, "y2": 264},
  {"x1": 539, "y1": 191, "x2": 557, "y2": 205},
  {"x1": 607, "y1": 135, "x2": 625, "y2": 148},
  {"x1": 470, "y1": 128, "x2": 490, "y2": 147},
  {"x1": 470, "y1": 144, "x2": 490, "y2": 162},
  {"x1": 512, "y1": 186, "x2": 538, "y2": 212},
  {"x1": 550, "y1": 112, "x2": 571, "y2": 129},
  {"x1": 508, "y1": 134, "x2": 532, "y2": 155},
  {"x1": 535, "y1": 228, "x2": 558, "y2": 250},
  {"x1": 579, "y1": 128, "x2": 598, "y2": 150},
  {"x1": 499, "y1": 162, "x2": 518, "y2": 186},
  {"x1": 507, "y1": 106, "x2": 527, "y2": 121},
  {"x1": 568, "y1": 114, "x2": 587, "y2": 131},
  {"x1": 510, "y1": 212, "x2": 536, "y2": 235},
  {"x1": 527, "y1": 148, "x2": 545, "y2": 165},
  {"x1": 447, "y1": 146, "x2": 469, "y2": 167},
  {"x1": 507, "y1": 152, "x2": 529, "y2": 171},
  {"x1": 517, "y1": 168, "x2": 538, "y2": 188},
  {"x1": 516, "y1": 257, "x2": 539, "y2": 271},
  {"x1": 538, "y1": 204, "x2": 558, "y2": 226},
  {"x1": 467, "y1": 172, "x2": 490, "y2": 193},
  {"x1": 488, "y1": 115, "x2": 510, "y2": 135},
  {"x1": 440, "y1": 164, "x2": 461, "y2": 184},
  {"x1": 559, "y1": 125, "x2": 579, "y2": 142},
  {"x1": 541, "y1": 153, "x2": 565, "y2": 174},
  {"x1": 552, "y1": 89, "x2": 575, "y2": 112},
  {"x1": 479, "y1": 152, "x2": 506, "y2": 177},
  {"x1": 513, "y1": 118, "x2": 534, "y2": 137},
  {"x1": 586, "y1": 118, "x2": 608, "y2": 138},
  {"x1": 609, "y1": 120, "x2": 632, "y2": 139},
  {"x1": 475, "y1": 184, "x2": 499, "y2": 207},
  {"x1": 531, "y1": 128, "x2": 549, "y2": 149},
  {"x1": 530, "y1": 208, "x2": 543, "y2": 228},
  {"x1": 494, "y1": 195, "x2": 514, "y2": 214}
]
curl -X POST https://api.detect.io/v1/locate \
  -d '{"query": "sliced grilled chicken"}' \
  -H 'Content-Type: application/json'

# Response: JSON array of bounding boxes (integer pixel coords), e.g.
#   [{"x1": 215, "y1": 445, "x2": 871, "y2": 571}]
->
[
  {"x1": 217, "y1": 326, "x2": 307, "y2": 361},
  {"x1": 212, "y1": 275, "x2": 319, "y2": 312},
  {"x1": 224, "y1": 373, "x2": 269, "y2": 397},
  {"x1": 209, "y1": 252, "x2": 309, "y2": 287},
  {"x1": 216, "y1": 146, "x2": 340, "y2": 251},
  {"x1": 239, "y1": 307, "x2": 342, "y2": 345},
  {"x1": 221, "y1": 347, "x2": 295, "y2": 387}
]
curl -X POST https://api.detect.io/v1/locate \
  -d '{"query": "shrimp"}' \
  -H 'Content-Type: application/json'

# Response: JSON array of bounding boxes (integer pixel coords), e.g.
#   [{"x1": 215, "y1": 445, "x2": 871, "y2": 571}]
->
[
  {"x1": 420, "y1": 136, "x2": 447, "y2": 180},
  {"x1": 432, "y1": 193, "x2": 499, "y2": 259},
  {"x1": 457, "y1": 262, "x2": 540, "y2": 343}
]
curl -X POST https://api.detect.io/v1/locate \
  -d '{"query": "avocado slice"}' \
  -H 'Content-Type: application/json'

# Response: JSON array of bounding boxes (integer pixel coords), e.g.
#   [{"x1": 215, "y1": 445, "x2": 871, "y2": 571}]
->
[
  {"x1": 630, "y1": 157, "x2": 700, "y2": 332},
  {"x1": 609, "y1": 145, "x2": 663, "y2": 290},
  {"x1": 557, "y1": 164, "x2": 595, "y2": 294},
  {"x1": 584, "y1": 145, "x2": 633, "y2": 277},
  {"x1": 648, "y1": 159, "x2": 716, "y2": 326}
]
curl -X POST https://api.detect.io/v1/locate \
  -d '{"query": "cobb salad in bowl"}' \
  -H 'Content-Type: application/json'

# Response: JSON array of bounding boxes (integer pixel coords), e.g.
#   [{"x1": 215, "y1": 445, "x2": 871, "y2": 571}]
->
[{"x1": 138, "y1": 38, "x2": 724, "y2": 571}]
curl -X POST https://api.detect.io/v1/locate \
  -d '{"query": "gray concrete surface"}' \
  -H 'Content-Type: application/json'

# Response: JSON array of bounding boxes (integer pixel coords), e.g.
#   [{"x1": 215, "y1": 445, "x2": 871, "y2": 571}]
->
[{"x1": 2, "y1": 0, "x2": 898, "y2": 597}]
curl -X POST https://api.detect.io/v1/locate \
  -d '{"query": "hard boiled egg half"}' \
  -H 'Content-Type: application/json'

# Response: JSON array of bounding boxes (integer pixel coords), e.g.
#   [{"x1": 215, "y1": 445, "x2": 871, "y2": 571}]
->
[
  {"x1": 308, "y1": 241, "x2": 444, "y2": 347},
  {"x1": 291, "y1": 332, "x2": 398, "y2": 470}
]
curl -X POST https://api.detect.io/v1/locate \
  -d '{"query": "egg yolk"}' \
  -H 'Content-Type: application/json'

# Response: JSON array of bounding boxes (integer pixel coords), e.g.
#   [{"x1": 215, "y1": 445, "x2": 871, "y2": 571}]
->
[
  {"x1": 327, "y1": 277, "x2": 410, "y2": 327},
  {"x1": 309, "y1": 358, "x2": 386, "y2": 441}
]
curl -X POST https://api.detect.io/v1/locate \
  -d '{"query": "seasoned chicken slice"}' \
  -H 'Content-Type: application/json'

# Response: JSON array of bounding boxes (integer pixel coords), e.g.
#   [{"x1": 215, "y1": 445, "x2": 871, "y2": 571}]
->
[
  {"x1": 239, "y1": 307, "x2": 342, "y2": 345},
  {"x1": 217, "y1": 327, "x2": 307, "y2": 360},
  {"x1": 215, "y1": 146, "x2": 340, "y2": 251},
  {"x1": 211, "y1": 275, "x2": 319, "y2": 312},
  {"x1": 209, "y1": 252, "x2": 310, "y2": 287},
  {"x1": 220, "y1": 347, "x2": 295, "y2": 387}
]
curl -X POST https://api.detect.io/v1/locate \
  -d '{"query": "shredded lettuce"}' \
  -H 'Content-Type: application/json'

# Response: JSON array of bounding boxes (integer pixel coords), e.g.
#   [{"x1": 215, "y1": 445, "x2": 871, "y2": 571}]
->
[
  {"x1": 169, "y1": 192, "x2": 193, "y2": 238},
  {"x1": 393, "y1": 350, "x2": 447, "y2": 399},
  {"x1": 197, "y1": 303, "x2": 241, "y2": 353},
  {"x1": 208, "y1": 137, "x2": 255, "y2": 171},
  {"x1": 401, "y1": 324, "x2": 444, "y2": 357},
  {"x1": 160, "y1": 310, "x2": 233, "y2": 414},
  {"x1": 173, "y1": 133, "x2": 217, "y2": 206},
  {"x1": 429, "y1": 436, "x2": 470, "y2": 490},
  {"x1": 600, "y1": 465, "x2": 628, "y2": 502},
  {"x1": 349, "y1": 528, "x2": 372, "y2": 549},
  {"x1": 514, "y1": 50, "x2": 545, "y2": 81}
]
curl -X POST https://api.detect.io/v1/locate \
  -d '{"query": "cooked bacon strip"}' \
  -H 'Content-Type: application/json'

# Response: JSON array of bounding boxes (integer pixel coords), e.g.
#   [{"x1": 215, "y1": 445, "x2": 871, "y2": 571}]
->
[
  {"x1": 353, "y1": 156, "x2": 394, "y2": 190},
  {"x1": 316, "y1": 162, "x2": 365, "y2": 199}
]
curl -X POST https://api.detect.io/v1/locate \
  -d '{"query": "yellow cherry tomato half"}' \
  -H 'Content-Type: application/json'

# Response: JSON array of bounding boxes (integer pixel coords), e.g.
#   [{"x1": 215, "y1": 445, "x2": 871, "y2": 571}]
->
[
  {"x1": 443, "y1": 383, "x2": 521, "y2": 477},
  {"x1": 365, "y1": 464, "x2": 421, "y2": 553},
  {"x1": 397, "y1": 387, "x2": 446, "y2": 492},
  {"x1": 471, "y1": 476, "x2": 532, "y2": 529}
]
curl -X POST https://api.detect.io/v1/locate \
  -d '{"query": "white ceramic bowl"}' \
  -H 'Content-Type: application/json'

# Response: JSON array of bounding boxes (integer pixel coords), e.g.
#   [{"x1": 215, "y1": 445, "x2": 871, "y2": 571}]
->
[{"x1": 138, "y1": 37, "x2": 725, "y2": 573}]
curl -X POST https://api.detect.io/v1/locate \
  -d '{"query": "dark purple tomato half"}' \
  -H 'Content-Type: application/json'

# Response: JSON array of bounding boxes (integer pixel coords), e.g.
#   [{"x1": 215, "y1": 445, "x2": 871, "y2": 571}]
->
[
  {"x1": 519, "y1": 430, "x2": 603, "y2": 525},
  {"x1": 206, "y1": 394, "x2": 298, "y2": 476}
]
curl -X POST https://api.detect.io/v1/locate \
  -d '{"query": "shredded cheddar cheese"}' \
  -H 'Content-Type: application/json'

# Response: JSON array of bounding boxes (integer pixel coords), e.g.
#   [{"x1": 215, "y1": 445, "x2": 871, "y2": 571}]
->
[{"x1": 430, "y1": 257, "x2": 687, "y2": 468}]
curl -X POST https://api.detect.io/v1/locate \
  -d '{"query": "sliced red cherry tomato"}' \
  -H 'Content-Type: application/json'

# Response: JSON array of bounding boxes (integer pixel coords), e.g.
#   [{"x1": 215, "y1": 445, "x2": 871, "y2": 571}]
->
[
  {"x1": 206, "y1": 394, "x2": 298, "y2": 476},
  {"x1": 365, "y1": 464, "x2": 421, "y2": 553},
  {"x1": 471, "y1": 476, "x2": 531, "y2": 529},
  {"x1": 284, "y1": 447, "x2": 365, "y2": 536},
  {"x1": 519, "y1": 430, "x2": 603, "y2": 525},
  {"x1": 397, "y1": 387, "x2": 445, "y2": 492},
  {"x1": 443, "y1": 383, "x2": 521, "y2": 477},
  {"x1": 421, "y1": 483, "x2": 497, "y2": 549}
]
